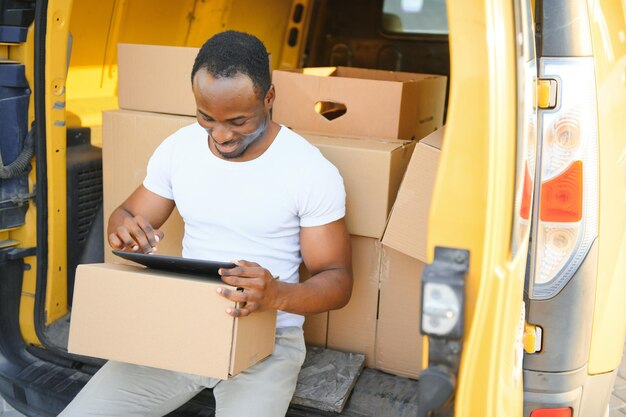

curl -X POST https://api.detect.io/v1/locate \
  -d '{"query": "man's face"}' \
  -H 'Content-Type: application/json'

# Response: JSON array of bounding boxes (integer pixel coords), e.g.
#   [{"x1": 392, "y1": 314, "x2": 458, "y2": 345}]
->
[{"x1": 192, "y1": 69, "x2": 272, "y2": 160}]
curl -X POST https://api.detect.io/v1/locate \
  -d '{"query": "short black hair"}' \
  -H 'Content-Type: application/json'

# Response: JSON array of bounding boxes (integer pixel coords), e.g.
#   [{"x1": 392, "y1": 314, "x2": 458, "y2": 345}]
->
[{"x1": 191, "y1": 31, "x2": 271, "y2": 99}]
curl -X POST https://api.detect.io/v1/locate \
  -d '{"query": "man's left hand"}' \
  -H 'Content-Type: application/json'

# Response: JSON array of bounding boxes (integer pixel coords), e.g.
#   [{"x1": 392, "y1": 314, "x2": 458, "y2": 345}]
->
[{"x1": 217, "y1": 260, "x2": 281, "y2": 317}]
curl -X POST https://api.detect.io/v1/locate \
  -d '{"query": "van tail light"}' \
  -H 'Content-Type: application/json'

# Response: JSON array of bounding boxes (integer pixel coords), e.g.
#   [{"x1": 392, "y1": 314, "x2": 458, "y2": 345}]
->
[
  {"x1": 540, "y1": 160, "x2": 583, "y2": 222},
  {"x1": 530, "y1": 407, "x2": 572, "y2": 417},
  {"x1": 529, "y1": 58, "x2": 599, "y2": 299}
]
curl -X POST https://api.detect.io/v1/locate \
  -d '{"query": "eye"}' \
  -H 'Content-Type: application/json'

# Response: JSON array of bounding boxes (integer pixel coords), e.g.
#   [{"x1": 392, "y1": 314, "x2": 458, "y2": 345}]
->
[
  {"x1": 198, "y1": 113, "x2": 214, "y2": 122},
  {"x1": 230, "y1": 119, "x2": 246, "y2": 127}
]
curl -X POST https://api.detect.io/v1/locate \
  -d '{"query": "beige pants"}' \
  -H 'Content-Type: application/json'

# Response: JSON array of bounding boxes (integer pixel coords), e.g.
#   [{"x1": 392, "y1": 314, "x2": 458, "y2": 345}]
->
[{"x1": 58, "y1": 327, "x2": 306, "y2": 417}]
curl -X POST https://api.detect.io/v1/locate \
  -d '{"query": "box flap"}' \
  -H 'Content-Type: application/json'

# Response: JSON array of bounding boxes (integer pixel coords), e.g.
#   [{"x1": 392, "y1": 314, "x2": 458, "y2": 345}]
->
[
  {"x1": 381, "y1": 140, "x2": 441, "y2": 262},
  {"x1": 414, "y1": 78, "x2": 447, "y2": 137},
  {"x1": 419, "y1": 126, "x2": 445, "y2": 150},
  {"x1": 335, "y1": 66, "x2": 437, "y2": 83},
  {"x1": 296, "y1": 129, "x2": 408, "y2": 143},
  {"x1": 376, "y1": 246, "x2": 425, "y2": 378},
  {"x1": 388, "y1": 144, "x2": 416, "y2": 217},
  {"x1": 289, "y1": 66, "x2": 439, "y2": 83},
  {"x1": 300, "y1": 132, "x2": 413, "y2": 152},
  {"x1": 302, "y1": 67, "x2": 338, "y2": 77}
]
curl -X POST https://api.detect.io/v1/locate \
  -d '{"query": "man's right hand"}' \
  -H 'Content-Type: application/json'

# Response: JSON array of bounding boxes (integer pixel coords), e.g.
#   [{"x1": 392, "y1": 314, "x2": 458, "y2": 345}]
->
[
  {"x1": 107, "y1": 185, "x2": 175, "y2": 254},
  {"x1": 108, "y1": 214, "x2": 165, "y2": 253}
]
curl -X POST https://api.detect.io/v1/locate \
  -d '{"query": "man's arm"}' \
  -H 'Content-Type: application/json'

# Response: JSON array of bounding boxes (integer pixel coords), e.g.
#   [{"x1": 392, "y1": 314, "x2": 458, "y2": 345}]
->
[
  {"x1": 107, "y1": 185, "x2": 176, "y2": 253},
  {"x1": 218, "y1": 218, "x2": 353, "y2": 317},
  {"x1": 292, "y1": 218, "x2": 353, "y2": 313}
]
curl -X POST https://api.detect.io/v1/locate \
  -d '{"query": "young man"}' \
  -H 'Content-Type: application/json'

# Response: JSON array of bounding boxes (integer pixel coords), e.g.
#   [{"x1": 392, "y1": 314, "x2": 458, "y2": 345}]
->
[{"x1": 59, "y1": 31, "x2": 352, "y2": 417}]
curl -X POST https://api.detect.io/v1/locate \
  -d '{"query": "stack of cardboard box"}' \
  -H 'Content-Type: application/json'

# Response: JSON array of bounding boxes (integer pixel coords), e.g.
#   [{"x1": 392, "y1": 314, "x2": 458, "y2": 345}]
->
[
  {"x1": 271, "y1": 67, "x2": 447, "y2": 378},
  {"x1": 99, "y1": 44, "x2": 446, "y2": 379}
]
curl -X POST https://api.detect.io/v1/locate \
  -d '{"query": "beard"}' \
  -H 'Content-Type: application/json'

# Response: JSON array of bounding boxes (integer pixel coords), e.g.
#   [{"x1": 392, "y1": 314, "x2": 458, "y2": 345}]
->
[{"x1": 207, "y1": 116, "x2": 269, "y2": 159}]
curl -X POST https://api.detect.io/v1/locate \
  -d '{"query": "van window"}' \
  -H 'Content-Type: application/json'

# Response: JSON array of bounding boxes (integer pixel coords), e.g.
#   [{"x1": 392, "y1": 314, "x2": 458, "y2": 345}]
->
[{"x1": 382, "y1": 0, "x2": 448, "y2": 35}]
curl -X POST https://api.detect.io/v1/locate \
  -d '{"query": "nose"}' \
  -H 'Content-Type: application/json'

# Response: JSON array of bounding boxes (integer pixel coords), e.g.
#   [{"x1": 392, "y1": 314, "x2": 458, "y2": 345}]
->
[{"x1": 210, "y1": 123, "x2": 235, "y2": 143}]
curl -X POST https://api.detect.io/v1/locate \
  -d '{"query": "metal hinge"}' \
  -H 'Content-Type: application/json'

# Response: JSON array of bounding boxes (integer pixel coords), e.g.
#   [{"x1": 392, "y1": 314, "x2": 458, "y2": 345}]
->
[
  {"x1": 418, "y1": 246, "x2": 469, "y2": 417},
  {"x1": 0, "y1": 191, "x2": 36, "y2": 209},
  {"x1": 0, "y1": 245, "x2": 36, "y2": 261}
]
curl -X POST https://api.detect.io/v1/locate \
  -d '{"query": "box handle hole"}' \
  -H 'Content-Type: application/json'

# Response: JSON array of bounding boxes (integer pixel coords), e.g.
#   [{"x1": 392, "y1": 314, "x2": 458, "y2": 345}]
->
[{"x1": 315, "y1": 101, "x2": 347, "y2": 121}]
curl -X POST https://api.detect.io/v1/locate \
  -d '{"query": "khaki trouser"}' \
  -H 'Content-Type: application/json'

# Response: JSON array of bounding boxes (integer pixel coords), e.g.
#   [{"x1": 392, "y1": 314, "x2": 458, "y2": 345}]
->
[{"x1": 58, "y1": 327, "x2": 306, "y2": 417}]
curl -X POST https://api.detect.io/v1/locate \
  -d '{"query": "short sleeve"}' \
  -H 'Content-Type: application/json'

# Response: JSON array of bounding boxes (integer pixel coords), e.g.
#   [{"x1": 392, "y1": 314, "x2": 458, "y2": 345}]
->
[
  {"x1": 298, "y1": 159, "x2": 346, "y2": 227},
  {"x1": 143, "y1": 138, "x2": 175, "y2": 200}
]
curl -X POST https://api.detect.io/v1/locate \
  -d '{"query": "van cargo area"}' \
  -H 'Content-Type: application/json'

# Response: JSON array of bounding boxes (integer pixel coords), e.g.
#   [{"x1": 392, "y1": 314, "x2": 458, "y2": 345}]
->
[
  {"x1": 0, "y1": 0, "x2": 624, "y2": 417},
  {"x1": 0, "y1": 0, "x2": 450, "y2": 415}
]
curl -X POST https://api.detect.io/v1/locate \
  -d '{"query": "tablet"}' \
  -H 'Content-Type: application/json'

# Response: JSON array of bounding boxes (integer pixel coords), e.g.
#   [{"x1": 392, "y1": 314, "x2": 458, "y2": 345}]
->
[{"x1": 112, "y1": 250, "x2": 236, "y2": 279}]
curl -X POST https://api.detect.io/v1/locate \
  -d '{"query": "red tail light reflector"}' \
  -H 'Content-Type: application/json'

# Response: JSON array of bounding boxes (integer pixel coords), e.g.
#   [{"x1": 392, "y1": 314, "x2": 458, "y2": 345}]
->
[
  {"x1": 530, "y1": 407, "x2": 572, "y2": 417},
  {"x1": 540, "y1": 160, "x2": 583, "y2": 222}
]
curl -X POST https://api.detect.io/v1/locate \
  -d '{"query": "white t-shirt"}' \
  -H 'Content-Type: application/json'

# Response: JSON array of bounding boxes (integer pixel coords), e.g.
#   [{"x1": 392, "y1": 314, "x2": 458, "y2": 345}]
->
[{"x1": 143, "y1": 123, "x2": 346, "y2": 328}]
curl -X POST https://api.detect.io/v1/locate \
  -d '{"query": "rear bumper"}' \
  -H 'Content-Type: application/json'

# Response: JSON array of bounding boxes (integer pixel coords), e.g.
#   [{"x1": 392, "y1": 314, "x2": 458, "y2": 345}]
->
[{"x1": 523, "y1": 366, "x2": 616, "y2": 417}]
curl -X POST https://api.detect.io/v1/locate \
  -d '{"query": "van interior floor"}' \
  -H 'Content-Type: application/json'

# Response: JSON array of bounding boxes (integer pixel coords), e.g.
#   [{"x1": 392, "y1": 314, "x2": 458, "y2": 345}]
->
[
  {"x1": 43, "y1": 314, "x2": 71, "y2": 349},
  {"x1": 41, "y1": 315, "x2": 421, "y2": 416}
]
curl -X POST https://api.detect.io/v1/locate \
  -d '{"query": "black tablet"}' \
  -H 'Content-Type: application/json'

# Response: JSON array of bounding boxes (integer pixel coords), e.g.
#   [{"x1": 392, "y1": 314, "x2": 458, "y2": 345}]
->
[{"x1": 112, "y1": 250, "x2": 236, "y2": 279}]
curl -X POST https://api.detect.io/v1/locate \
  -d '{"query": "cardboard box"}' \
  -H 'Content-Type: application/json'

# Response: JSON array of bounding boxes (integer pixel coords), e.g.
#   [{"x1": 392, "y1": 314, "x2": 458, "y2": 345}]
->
[
  {"x1": 117, "y1": 44, "x2": 272, "y2": 116},
  {"x1": 272, "y1": 67, "x2": 446, "y2": 140},
  {"x1": 118, "y1": 44, "x2": 199, "y2": 116},
  {"x1": 301, "y1": 132, "x2": 416, "y2": 239},
  {"x1": 327, "y1": 236, "x2": 381, "y2": 367},
  {"x1": 382, "y1": 127, "x2": 444, "y2": 262},
  {"x1": 68, "y1": 263, "x2": 277, "y2": 379},
  {"x1": 102, "y1": 110, "x2": 196, "y2": 261},
  {"x1": 376, "y1": 246, "x2": 425, "y2": 378},
  {"x1": 303, "y1": 312, "x2": 329, "y2": 348}
]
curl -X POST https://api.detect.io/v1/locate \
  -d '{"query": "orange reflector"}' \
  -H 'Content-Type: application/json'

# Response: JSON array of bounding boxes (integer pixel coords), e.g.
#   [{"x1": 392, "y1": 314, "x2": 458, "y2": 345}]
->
[
  {"x1": 540, "y1": 160, "x2": 583, "y2": 222},
  {"x1": 520, "y1": 163, "x2": 533, "y2": 220},
  {"x1": 530, "y1": 407, "x2": 572, "y2": 417}
]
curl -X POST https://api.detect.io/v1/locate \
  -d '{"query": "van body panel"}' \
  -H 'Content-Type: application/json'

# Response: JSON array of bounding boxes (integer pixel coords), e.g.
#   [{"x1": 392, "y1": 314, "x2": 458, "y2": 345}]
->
[
  {"x1": 586, "y1": 0, "x2": 626, "y2": 375},
  {"x1": 536, "y1": 0, "x2": 593, "y2": 57},
  {"x1": 41, "y1": 0, "x2": 72, "y2": 328},
  {"x1": 427, "y1": 0, "x2": 526, "y2": 415}
]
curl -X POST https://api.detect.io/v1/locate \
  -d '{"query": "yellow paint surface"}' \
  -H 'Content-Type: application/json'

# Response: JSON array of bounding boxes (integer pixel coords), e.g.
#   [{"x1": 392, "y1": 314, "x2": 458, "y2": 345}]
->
[
  {"x1": 587, "y1": 0, "x2": 626, "y2": 374},
  {"x1": 428, "y1": 1, "x2": 525, "y2": 415}
]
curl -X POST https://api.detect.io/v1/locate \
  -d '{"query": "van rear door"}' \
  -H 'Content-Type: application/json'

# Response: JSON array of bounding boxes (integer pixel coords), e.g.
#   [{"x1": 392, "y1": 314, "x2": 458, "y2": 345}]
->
[{"x1": 421, "y1": 1, "x2": 536, "y2": 415}]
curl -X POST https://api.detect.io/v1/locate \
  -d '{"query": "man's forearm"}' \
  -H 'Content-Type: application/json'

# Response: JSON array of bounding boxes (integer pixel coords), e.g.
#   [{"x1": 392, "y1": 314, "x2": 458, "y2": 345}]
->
[
  {"x1": 107, "y1": 185, "x2": 176, "y2": 241},
  {"x1": 274, "y1": 268, "x2": 352, "y2": 315},
  {"x1": 107, "y1": 206, "x2": 134, "y2": 237}
]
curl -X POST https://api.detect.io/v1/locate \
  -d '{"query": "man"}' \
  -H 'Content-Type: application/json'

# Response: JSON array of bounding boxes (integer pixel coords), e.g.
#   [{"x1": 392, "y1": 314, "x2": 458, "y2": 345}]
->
[{"x1": 59, "y1": 31, "x2": 352, "y2": 417}]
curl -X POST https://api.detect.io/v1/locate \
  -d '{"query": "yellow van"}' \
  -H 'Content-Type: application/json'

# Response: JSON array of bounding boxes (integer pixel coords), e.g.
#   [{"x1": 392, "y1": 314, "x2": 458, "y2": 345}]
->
[{"x1": 0, "y1": 1, "x2": 624, "y2": 416}]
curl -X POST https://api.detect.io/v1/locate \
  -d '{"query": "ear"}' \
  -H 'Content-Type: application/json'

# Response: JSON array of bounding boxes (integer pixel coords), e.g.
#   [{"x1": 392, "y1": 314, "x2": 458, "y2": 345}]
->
[{"x1": 264, "y1": 85, "x2": 275, "y2": 110}]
